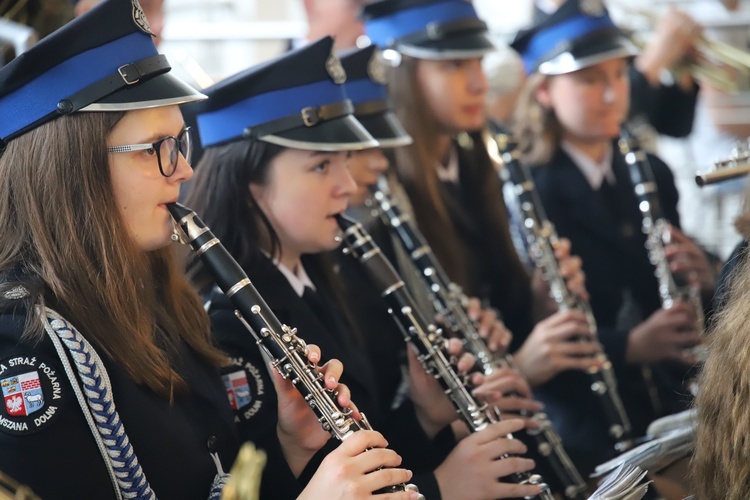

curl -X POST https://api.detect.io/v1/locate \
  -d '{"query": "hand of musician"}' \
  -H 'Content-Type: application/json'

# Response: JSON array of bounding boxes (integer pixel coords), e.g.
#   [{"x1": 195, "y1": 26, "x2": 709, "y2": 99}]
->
[
  {"x1": 635, "y1": 8, "x2": 702, "y2": 90},
  {"x1": 512, "y1": 310, "x2": 603, "y2": 387},
  {"x1": 465, "y1": 297, "x2": 512, "y2": 352},
  {"x1": 554, "y1": 238, "x2": 588, "y2": 300},
  {"x1": 665, "y1": 225, "x2": 717, "y2": 300},
  {"x1": 531, "y1": 239, "x2": 588, "y2": 319},
  {"x1": 274, "y1": 345, "x2": 361, "y2": 477},
  {"x1": 408, "y1": 338, "x2": 481, "y2": 439},
  {"x1": 626, "y1": 302, "x2": 702, "y2": 365},
  {"x1": 471, "y1": 365, "x2": 545, "y2": 428},
  {"x1": 434, "y1": 419, "x2": 542, "y2": 500},
  {"x1": 299, "y1": 430, "x2": 419, "y2": 500}
]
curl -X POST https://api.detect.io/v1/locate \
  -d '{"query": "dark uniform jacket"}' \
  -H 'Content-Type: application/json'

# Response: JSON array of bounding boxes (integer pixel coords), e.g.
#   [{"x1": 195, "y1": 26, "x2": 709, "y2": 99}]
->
[
  {"x1": 433, "y1": 140, "x2": 536, "y2": 338},
  {"x1": 528, "y1": 143, "x2": 693, "y2": 475},
  {"x1": 207, "y1": 253, "x2": 447, "y2": 499},
  {"x1": 0, "y1": 303, "x2": 239, "y2": 499}
]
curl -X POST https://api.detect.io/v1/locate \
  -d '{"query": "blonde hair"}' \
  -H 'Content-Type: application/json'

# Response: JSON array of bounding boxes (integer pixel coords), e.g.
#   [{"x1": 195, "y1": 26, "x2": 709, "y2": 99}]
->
[
  {"x1": 692, "y1": 248, "x2": 750, "y2": 498},
  {"x1": 511, "y1": 72, "x2": 564, "y2": 166}
]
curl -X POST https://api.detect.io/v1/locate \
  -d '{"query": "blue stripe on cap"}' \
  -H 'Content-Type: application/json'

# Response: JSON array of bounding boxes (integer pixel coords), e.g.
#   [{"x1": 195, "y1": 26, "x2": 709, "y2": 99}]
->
[
  {"x1": 196, "y1": 79, "x2": 348, "y2": 147},
  {"x1": 343, "y1": 78, "x2": 388, "y2": 105},
  {"x1": 365, "y1": 0, "x2": 478, "y2": 47},
  {"x1": 0, "y1": 31, "x2": 158, "y2": 139},
  {"x1": 520, "y1": 13, "x2": 616, "y2": 74}
]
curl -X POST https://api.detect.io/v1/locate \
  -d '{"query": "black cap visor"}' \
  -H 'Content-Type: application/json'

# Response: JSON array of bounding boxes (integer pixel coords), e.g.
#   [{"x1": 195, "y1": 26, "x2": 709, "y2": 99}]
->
[
  {"x1": 397, "y1": 31, "x2": 495, "y2": 60},
  {"x1": 260, "y1": 114, "x2": 378, "y2": 152},
  {"x1": 538, "y1": 32, "x2": 638, "y2": 76},
  {"x1": 357, "y1": 110, "x2": 413, "y2": 148},
  {"x1": 81, "y1": 72, "x2": 206, "y2": 111}
]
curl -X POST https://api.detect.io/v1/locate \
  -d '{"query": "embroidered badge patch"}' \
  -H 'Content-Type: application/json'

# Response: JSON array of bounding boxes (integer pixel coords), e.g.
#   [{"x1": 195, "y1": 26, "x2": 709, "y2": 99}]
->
[
  {"x1": 326, "y1": 50, "x2": 347, "y2": 84},
  {"x1": 131, "y1": 0, "x2": 155, "y2": 36},
  {"x1": 222, "y1": 357, "x2": 265, "y2": 423},
  {"x1": 580, "y1": 0, "x2": 605, "y2": 17},
  {"x1": 368, "y1": 50, "x2": 387, "y2": 85},
  {"x1": 223, "y1": 370, "x2": 252, "y2": 411},
  {"x1": 0, "y1": 354, "x2": 64, "y2": 435}
]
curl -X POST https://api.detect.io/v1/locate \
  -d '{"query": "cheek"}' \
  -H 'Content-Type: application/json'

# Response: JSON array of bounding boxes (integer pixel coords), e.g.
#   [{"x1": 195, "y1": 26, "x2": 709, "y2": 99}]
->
[
  {"x1": 265, "y1": 188, "x2": 323, "y2": 238},
  {"x1": 348, "y1": 159, "x2": 369, "y2": 185}
]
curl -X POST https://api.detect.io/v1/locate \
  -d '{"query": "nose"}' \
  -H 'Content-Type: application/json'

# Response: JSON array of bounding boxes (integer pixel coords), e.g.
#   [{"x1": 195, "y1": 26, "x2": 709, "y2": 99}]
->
[
  {"x1": 369, "y1": 149, "x2": 389, "y2": 174},
  {"x1": 468, "y1": 59, "x2": 489, "y2": 95},
  {"x1": 335, "y1": 155, "x2": 358, "y2": 197},
  {"x1": 171, "y1": 152, "x2": 194, "y2": 184}
]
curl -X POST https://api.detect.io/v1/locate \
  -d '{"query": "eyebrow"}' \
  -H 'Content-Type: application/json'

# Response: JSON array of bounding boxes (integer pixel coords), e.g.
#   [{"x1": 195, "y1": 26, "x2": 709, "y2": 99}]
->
[{"x1": 135, "y1": 124, "x2": 187, "y2": 144}]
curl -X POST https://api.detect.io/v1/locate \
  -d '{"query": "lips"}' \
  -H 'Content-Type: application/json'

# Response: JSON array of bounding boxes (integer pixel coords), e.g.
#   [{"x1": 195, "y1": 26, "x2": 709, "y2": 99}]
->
[{"x1": 462, "y1": 104, "x2": 483, "y2": 115}]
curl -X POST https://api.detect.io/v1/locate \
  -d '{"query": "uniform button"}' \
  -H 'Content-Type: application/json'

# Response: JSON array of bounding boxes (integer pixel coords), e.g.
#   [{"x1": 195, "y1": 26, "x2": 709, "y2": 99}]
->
[{"x1": 207, "y1": 435, "x2": 218, "y2": 453}]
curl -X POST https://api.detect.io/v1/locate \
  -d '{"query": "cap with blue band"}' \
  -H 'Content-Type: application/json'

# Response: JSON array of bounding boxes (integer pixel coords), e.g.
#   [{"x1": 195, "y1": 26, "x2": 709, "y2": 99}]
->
[
  {"x1": 511, "y1": 0, "x2": 638, "y2": 76},
  {"x1": 362, "y1": 0, "x2": 494, "y2": 61},
  {"x1": 0, "y1": 0, "x2": 205, "y2": 143},
  {"x1": 339, "y1": 45, "x2": 412, "y2": 148},
  {"x1": 184, "y1": 37, "x2": 377, "y2": 152}
]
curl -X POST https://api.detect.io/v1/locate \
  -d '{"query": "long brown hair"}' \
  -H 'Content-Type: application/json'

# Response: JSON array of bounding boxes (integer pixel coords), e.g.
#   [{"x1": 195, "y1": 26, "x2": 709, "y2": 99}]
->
[
  {"x1": 511, "y1": 72, "x2": 564, "y2": 166},
  {"x1": 387, "y1": 55, "x2": 529, "y2": 296},
  {"x1": 182, "y1": 138, "x2": 284, "y2": 287},
  {"x1": 0, "y1": 112, "x2": 225, "y2": 398}
]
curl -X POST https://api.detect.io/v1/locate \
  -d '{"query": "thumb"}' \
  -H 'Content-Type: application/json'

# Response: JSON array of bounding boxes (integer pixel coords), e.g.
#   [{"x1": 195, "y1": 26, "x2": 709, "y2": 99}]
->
[{"x1": 269, "y1": 362, "x2": 297, "y2": 401}]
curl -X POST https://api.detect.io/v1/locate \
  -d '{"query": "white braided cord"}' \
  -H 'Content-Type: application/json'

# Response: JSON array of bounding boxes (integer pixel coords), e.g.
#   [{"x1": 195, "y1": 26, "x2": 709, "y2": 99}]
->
[
  {"x1": 39, "y1": 307, "x2": 124, "y2": 500},
  {"x1": 40, "y1": 307, "x2": 156, "y2": 500}
]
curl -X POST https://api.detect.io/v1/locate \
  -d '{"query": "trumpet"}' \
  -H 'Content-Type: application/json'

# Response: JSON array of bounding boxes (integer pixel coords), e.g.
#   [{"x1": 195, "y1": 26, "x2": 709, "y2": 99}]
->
[
  {"x1": 613, "y1": 4, "x2": 750, "y2": 94},
  {"x1": 695, "y1": 138, "x2": 750, "y2": 186}
]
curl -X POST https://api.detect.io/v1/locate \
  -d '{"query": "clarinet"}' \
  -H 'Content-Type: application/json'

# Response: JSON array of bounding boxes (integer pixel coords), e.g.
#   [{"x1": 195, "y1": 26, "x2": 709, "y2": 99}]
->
[
  {"x1": 335, "y1": 213, "x2": 554, "y2": 500},
  {"x1": 368, "y1": 179, "x2": 587, "y2": 500},
  {"x1": 492, "y1": 133, "x2": 634, "y2": 453},
  {"x1": 167, "y1": 202, "x2": 421, "y2": 498},
  {"x1": 617, "y1": 129, "x2": 707, "y2": 362}
]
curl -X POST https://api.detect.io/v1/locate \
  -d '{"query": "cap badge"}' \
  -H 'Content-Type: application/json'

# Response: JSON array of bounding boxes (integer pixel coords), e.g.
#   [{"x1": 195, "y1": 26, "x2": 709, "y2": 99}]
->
[
  {"x1": 131, "y1": 0, "x2": 155, "y2": 36},
  {"x1": 326, "y1": 51, "x2": 347, "y2": 84},
  {"x1": 368, "y1": 51, "x2": 388, "y2": 85},
  {"x1": 580, "y1": 0, "x2": 605, "y2": 17}
]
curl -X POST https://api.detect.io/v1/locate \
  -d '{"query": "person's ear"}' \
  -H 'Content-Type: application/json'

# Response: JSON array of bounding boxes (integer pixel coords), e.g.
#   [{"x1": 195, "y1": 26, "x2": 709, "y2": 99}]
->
[{"x1": 534, "y1": 78, "x2": 553, "y2": 109}]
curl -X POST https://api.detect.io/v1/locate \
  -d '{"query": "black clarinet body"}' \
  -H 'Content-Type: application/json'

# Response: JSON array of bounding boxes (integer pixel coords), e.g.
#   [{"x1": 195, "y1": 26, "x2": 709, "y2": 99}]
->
[
  {"x1": 335, "y1": 212, "x2": 554, "y2": 500},
  {"x1": 167, "y1": 202, "x2": 420, "y2": 497},
  {"x1": 369, "y1": 181, "x2": 587, "y2": 499},
  {"x1": 617, "y1": 129, "x2": 706, "y2": 363},
  {"x1": 494, "y1": 135, "x2": 634, "y2": 455}
]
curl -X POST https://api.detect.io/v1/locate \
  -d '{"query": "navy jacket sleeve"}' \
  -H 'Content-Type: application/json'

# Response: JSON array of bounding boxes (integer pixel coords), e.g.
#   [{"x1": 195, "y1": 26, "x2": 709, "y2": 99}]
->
[{"x1": 628, "y1": 66, "x2": 699, "y2": 138}]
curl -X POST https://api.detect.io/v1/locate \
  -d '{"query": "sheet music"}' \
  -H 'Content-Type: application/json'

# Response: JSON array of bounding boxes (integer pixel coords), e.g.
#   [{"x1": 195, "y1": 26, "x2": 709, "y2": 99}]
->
[{"x1": 589, "y1": 464, "x2": 650, "y2": 500}]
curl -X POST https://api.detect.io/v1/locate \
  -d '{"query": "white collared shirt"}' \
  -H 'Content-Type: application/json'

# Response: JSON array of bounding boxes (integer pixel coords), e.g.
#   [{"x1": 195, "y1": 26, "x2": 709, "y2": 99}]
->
[
  {"x1": 275, "y1": 260, "x2": 316, "y2": 297},
  {"x1": 436, "y1": 145, "x2": 460, "y2": 184},
  {"x1": 561, "y1": 140, "x2": 615, "y2": 190}
]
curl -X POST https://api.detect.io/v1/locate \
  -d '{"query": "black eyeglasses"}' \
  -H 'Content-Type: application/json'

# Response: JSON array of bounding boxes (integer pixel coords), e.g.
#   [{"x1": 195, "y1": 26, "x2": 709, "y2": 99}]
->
[{"x1": 107, "y1": 127, "x2": 192, "y2": 177}]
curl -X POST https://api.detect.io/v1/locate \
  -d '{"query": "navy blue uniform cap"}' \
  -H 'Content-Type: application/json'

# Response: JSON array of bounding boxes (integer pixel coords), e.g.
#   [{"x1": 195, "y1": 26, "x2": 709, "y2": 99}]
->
[
  {"x1": 0, "y1": 0, "x2": 206, "y2": 143},
  {"x1": 185, "y1": 37, "x2": 377, "y2": 152},
  {"x1": 510, "y1": 0, "x2": 638, "y2": 76},
  {"x1": 339, "y1": 45, "x2": 412, "y2": 148},
  {"x1": 362, "y1": 0, "x2": 494, "y2": 61}
]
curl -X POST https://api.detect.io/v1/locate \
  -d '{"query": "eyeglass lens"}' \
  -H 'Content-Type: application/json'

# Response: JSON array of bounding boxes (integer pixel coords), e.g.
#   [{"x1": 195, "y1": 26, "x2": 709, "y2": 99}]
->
[{"x1": 159, "y1": 128, "x2": 192, "y2": 177}]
